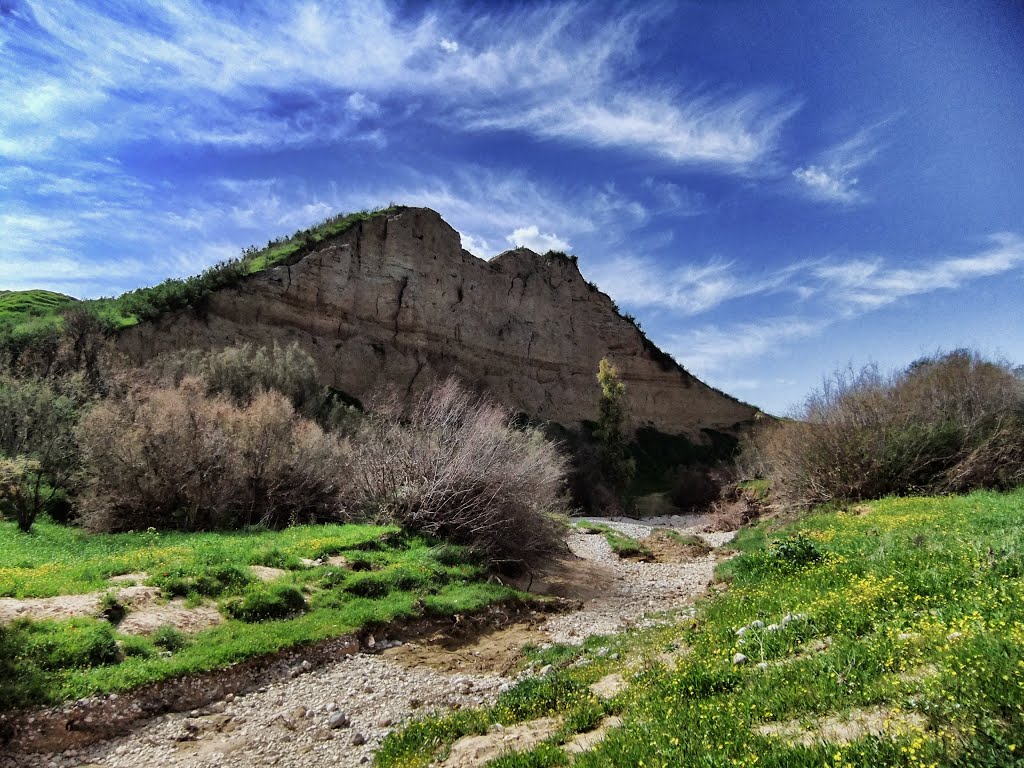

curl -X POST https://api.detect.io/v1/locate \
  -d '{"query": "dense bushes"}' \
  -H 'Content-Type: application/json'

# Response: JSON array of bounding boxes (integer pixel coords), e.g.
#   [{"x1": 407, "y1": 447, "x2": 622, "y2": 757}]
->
[
  {"x1": 746, "y1": 350, "x2": 1024, "y2": 506},
  {"x1": 71, "y1": 368, "x2": 569, "y2": 569},
  {"x1": 75, "y1": 379, "x2": 345, "y2": 531},
  {"x1": 344, "y1": 379, "x2": 569, "y2": 570}
]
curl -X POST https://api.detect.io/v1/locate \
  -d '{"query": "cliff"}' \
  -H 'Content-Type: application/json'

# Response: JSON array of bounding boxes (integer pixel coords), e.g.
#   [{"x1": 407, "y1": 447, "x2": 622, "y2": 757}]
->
[{"x1": 118, "y1": 207, "x2": 757, "y2": 435}]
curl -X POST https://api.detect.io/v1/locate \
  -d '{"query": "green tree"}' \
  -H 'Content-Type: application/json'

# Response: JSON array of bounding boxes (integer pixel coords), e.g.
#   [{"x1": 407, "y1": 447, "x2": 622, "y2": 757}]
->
[
  {"x1": 595, "y1": 357, "x2": 636, "y2": 496},
  {"x1": 0, "y1": 373, "x2": 80, "y2": 532}
]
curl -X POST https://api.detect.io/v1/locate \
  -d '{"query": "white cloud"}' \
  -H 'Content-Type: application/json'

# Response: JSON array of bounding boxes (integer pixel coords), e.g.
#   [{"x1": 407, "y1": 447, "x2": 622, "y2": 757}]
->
[
  {"x1": 346, "y1": 92, "x2": 380, "y2": 116},
  {"x1": 439, "y1": 38, "x2": 459, "y2": 53},
  {"x1": 792, "y1": 123, "x2": 886, "y2": 204},
  {"x1": 505, "y1": 225, "x2": 571, "y2": 253},
  {"x1": 0, "y1": 243, "x2": 237, "y2": 298},
  {"x1": 667, "y1": 318, "x2": 821, "y2": 375},
  {"x1": 460, "y1": 232, "x2": 491, "y2": 257},
  {"x1": 642, "y1": 177, "x2": 707, "y2": 216}
]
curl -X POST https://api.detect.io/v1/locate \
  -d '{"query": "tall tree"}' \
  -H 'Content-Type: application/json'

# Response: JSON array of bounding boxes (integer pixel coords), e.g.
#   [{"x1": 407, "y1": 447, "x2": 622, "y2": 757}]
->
[{"x1": 595, "y1": 357, "x2": 635, "y2": 497}]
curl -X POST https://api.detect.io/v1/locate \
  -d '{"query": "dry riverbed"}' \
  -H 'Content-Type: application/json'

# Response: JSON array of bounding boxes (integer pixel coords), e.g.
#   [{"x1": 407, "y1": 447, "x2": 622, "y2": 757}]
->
[{"x1": 2, "y1": 517, "x2": 733, "y2": 768}]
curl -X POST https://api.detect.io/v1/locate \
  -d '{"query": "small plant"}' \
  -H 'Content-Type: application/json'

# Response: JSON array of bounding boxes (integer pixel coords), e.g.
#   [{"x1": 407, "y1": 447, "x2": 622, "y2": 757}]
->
[
  {"x1": 769, "y1": 533, "x2": 822, "y2": 568},
  {"x1": 151, "y1": 624, "x2": 188, "y2": 653},
  {"x1": 98, "y1": 591, "x2": 126, "y2": 624}
]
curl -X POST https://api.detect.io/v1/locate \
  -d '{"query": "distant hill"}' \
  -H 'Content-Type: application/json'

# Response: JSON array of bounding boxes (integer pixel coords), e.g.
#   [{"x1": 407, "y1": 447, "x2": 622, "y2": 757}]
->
[{"x1": 0, "y1": 290, "x2": 78, "y2": 323}]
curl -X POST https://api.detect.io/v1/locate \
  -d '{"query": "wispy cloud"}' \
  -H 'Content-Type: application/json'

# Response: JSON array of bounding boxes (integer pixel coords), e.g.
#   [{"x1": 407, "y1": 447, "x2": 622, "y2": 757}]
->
[
  {"x1": 583, "y1": 255, "x2": 806, "y2": 315},
  {"x1": 667, "y1": 317, "x2": 821, "y2": 375},
  {"x1": 813, "y1": 232, "x2": 1024, "y2": 312},
  {"x1": 586, "y1": 231, "x2": 1024, "y2": 326},
  {"x1": 792, "y1": 123, "x2": 886, "y2": 204},
  {"x1": 1, "y1": 1, "x2": 796, "y2": 169},
  {"x1": 0, "y1": 243, "x2": 237, "y2": 297}
]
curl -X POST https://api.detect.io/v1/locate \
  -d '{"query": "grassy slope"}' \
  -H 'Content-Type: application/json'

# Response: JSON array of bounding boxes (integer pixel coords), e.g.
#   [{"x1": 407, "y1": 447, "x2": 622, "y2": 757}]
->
[
  {"x1": 379, "y1": 488, "x2": 1024, "y2": 768},
  {"x1": 0, "y1": 519, "x2": 523, "y2": 709}
]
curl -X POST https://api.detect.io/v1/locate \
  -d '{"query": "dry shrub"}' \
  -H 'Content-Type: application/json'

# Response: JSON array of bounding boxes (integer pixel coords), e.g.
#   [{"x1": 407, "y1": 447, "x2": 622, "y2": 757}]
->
[
  {"x1": 749, "y1": 350, "x2": 1024, "y2": 507},
  {"x1": 76, "y1": 377, "x2": 346, "y2": 531},
  {"x1": 344, "y1": 379, "x2": 568, "y2": 570},
  {"x1": 153, "y1": 342, "x2": 327, "y2": 418}
]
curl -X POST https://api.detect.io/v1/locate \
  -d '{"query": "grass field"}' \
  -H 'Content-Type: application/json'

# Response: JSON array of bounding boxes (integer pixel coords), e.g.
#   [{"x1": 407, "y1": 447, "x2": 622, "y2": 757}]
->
[
  {"x1": 0, "y1": 519, "x2": 523, "y2": 710},
  {"x1": 379, "y1": 488, "x2": 1024, "y2": 767}
]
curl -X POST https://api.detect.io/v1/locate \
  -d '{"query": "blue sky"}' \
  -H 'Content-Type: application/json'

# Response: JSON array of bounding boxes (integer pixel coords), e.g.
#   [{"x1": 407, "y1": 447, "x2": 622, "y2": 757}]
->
[{"x1": 1, "y1": 0, "x2": 1022, "y2": 415}]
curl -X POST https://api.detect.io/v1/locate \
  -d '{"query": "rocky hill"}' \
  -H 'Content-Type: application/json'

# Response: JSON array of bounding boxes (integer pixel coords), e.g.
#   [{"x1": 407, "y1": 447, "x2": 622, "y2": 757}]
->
[{"x1": 118, "y1": 207, "x2": 756, "y2": 436}]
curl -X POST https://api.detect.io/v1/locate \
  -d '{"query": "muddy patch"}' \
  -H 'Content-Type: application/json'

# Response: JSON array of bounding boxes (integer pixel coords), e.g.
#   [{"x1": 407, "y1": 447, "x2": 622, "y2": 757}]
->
[
  {"x1": 563, "y1": 716, "x2": 623, "y2": 754},
  {"x1": 118, "y1": 599, "x2": 222, "y2": 635},
  {"x1": 383, "y1": 621, "x2": 546, "y2": 677},
  {"x1": 644, "y1": 531, "x2": 713, "y2": 563},
  {"x1": 505, "y1": 554, "x2": 617, "y2": 602},
  {"x1": 441, "y1": 717, "x2": 561, "y2": 767},
  {"x1": 0, "y1": 586, "x2": 160, "y2": 625},
  {"x1": 249, "y1": 566, "x2": 288, "y2": 582},
  {"x1": 757, "y1": 706, "x2": 929, "y2": 747}
]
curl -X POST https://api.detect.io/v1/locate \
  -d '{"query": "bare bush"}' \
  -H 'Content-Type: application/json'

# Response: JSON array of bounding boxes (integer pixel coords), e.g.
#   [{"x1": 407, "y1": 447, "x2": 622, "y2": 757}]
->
[
  {"x1": 76, "y1": 378, "x2": 346, "y2": 531},
  {"x1": 748, "y1": 350, "x2": 1024, "y2": 506},
  {"x1": 343, "y1": 379, "x2": 568, "y2": 570}
]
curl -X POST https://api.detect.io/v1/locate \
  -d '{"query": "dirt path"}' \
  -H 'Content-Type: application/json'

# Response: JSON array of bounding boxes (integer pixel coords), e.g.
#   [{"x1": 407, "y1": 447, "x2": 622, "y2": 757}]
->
[{"x1": 2, "y1": 518, "x2": 732, "y2": 768}]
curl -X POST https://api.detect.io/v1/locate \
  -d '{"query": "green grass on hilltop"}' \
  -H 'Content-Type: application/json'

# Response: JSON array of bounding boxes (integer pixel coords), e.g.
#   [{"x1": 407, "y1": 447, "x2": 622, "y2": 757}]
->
[
  {"x1": 0, "y1": 206, "x2": 403, "y2": 343},
  {"x1": 0, "y1": 517, "x2": 524, "y2": 710},
  {"x1": 379, "y1": 488, "x2": 1024, "y2": 768}
]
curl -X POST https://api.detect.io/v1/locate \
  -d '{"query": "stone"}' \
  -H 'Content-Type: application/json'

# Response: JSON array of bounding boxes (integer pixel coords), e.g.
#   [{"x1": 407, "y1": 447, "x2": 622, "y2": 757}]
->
[
  {"x1": 327, "y1": 712, "x2": 350, "y2": 729},
  {"x1": 351, "y1": 732, "x2": 367, "y2": 746},
  {"x1": 733, "y1": 653, "x2": 748, "y2": 665},
  {"x1": 118, "y1": 208, "x2": 756, "y2": 437}
]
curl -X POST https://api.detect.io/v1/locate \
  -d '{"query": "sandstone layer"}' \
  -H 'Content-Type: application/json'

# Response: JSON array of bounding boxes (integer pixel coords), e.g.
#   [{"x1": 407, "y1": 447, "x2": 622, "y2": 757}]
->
[{"x1": 118, "y1": 208, "x2": 756, "y2": 435}]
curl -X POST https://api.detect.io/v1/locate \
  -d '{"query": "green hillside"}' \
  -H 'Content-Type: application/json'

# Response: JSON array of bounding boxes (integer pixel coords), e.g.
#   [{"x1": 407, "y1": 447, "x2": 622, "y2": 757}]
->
[{"x1": 0, "y1": 290, "x2": 78, "y2": 324}]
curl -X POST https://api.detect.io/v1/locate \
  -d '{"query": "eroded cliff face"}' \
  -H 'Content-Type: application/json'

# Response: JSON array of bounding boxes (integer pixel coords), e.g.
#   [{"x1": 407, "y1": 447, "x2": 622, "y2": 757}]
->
[{"x1": 118, "y1": 208, "x2": 757, "y2": 435}]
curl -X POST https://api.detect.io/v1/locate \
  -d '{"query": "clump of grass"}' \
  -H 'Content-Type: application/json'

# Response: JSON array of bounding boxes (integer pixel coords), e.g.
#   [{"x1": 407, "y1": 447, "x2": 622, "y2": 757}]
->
[
  {"x1": 148, "y1": 563, "x2": 255, "y2": 599},
  {"x1": 151, "y1": 624, "x2": 188, "y2": 653},
  {"x1": 660, "y1": 529, "x2": 713, "y2": 555},
  {"x1": 223, "y1": 582, "x2": 307, "y2": 622}
]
